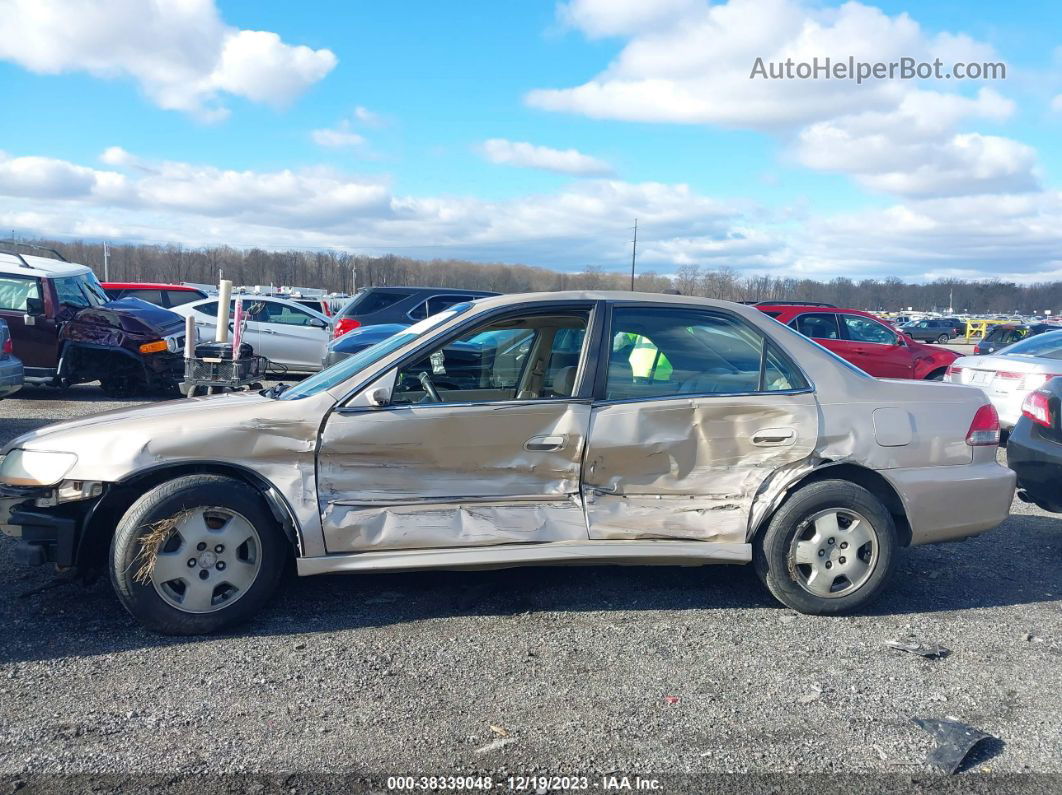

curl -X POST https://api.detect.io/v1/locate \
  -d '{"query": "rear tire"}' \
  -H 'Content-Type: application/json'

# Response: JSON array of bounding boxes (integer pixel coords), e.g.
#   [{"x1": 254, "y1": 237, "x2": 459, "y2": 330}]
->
[
  {"x1": 753, "y1": 480, "x2": 897, "y2": 615},
  {"x1": 936, "y1": 333, "x2": 950, "y2": 344},
  {"x1": 110, "y1": 475, "x2": 288, "y2": 634}
]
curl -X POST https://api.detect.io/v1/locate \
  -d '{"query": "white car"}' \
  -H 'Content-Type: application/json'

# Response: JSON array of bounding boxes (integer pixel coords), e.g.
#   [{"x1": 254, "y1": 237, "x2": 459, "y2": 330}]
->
[
  {"x1": 945, "y1": 329, "x2": 1062, "y2": 428},
  {"x1": 172, "y1": 295, "x2": 331, "y2": 372}
]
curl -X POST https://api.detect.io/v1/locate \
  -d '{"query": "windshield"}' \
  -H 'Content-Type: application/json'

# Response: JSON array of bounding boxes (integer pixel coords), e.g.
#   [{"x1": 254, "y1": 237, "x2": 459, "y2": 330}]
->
[
  {"x1": 1000, "y1": 329, "x2": 1062, "y2": 359},
  {"x1": 279, "y1": 308, "x2": 465, "y2": 400},
  {"x1": 54, "y1": 272, "x2": 108, "y2": 309}
]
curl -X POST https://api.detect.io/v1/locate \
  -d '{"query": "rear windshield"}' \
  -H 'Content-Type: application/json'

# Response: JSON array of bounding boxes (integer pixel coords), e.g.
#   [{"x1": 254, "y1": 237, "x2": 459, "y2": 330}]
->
[
  {"x1": 1000, "y1": 330, "x2": 1062, "y2": 359},
  {"x1": 341, "y1": 290, "x2": 412, "y2": 317}
]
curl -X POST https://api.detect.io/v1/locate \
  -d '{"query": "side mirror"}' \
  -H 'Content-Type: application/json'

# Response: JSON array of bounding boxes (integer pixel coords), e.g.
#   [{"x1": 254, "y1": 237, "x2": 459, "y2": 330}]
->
[
  {"x1": 368, "y1": 387, "x2": 390, "y2": 407},
  {"x1": 24, "y1": 297, "x2": 43, "y2": 316},
  {"x1": 311, "y1": 318, "x2": 328, "y2": 329}
]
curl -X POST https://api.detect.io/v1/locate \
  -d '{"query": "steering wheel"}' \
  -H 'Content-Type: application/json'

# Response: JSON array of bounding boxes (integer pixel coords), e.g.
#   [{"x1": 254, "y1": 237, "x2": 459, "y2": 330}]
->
[{"x1": 418, "y1": 371, "x2": 442, "y2": 402}]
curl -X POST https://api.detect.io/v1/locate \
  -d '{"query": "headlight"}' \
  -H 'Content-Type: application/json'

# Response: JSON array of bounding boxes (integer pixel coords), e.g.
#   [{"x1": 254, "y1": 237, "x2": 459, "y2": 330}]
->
[{"x1": 0, "y1": 449, "x2": 78, "y2": 486}]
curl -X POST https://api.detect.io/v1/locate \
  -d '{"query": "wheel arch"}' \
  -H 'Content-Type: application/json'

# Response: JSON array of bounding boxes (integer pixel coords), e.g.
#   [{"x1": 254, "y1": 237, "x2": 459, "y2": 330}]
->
[
  {"x1": 78, "y1": 461, "x2": 304, "y2": 573},
  {"x1": 753, "y1": 462, "x2": 913, "y2": 547}
]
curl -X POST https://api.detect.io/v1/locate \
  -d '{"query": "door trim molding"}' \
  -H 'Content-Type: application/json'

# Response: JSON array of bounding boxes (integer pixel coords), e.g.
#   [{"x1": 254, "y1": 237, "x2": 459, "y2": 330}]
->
[{"x1": 296, "y1": 540, "x2": 750, "y2": 575}]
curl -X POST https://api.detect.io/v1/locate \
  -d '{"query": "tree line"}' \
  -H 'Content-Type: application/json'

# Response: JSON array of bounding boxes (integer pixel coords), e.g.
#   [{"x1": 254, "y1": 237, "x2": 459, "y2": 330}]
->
[{"x1": 14, "y1": 237, "x2": 1062, "y2": 314}]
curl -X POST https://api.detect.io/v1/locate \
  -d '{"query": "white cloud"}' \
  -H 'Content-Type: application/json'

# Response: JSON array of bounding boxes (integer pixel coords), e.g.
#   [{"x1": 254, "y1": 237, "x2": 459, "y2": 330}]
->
[
  {"x1": 0, "y1": 0, "x2": 336, "y2": 120},
  {"x1": 1052, "y1": 94, "x2": 1062, "y2": 113},
  {"x1": 480, "y1": 139, "x2": 614, "y2": 176},
  {"x1": 6, "y1": 148, "x2": 1062, "y2": 281},
  {"x1": 532, "y1": 0, "x2": 1031, "y2": 199},
  {"x1": 311, "y1": 121, "x2": 366, "y2": 149},
  {"x1": 353, "y1": 106, "x2": 386, "y2": 128}
]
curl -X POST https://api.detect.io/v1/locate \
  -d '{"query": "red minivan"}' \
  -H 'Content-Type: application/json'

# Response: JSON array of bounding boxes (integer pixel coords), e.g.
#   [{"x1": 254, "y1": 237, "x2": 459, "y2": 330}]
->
[{"x1": 756, "y1": 302, "x2": 958, "y2": 380}]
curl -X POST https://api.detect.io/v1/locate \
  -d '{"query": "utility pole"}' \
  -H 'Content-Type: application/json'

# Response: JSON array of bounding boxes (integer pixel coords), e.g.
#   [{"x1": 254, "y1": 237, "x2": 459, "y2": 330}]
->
[
  {"x1": 102, "y1": 241, "x2": 110, "y2": 281},
  {"x1": 352, "y1": 265, "x2": 357, "y2": 293},
  {"x1": 630, "y1": 218, "x2": 638, "y2": 291}
]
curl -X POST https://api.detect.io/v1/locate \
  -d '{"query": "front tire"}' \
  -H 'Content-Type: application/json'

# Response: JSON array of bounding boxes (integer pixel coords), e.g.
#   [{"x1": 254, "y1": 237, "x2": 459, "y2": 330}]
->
[
  {"x1": 753, "y1": 480, "x2": 897, "y2": 615},
  {"x1": 110, "y1": 475, "x2": 288, "y2": 634}
]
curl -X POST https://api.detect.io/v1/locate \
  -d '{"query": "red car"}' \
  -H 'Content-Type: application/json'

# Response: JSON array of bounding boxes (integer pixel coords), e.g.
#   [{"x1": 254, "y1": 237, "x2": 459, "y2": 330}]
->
[
  {"x1": 755, "y1": 302, "x2": 958, "y2": 380},
  {"x1": 102, "y1": 282, "x2": 210, "y2": 309}
]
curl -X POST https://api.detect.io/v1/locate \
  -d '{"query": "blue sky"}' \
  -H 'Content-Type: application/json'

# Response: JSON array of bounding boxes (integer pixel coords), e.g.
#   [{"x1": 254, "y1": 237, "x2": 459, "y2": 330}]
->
[{"x1": 1, "y1": 0, "x2": 1061, "y2": 281}]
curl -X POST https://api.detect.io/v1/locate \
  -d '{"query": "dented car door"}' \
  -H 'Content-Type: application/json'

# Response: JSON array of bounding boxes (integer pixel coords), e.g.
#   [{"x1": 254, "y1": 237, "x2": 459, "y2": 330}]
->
[
  {"x1": 583, "y1": 305, "x2": 819, "y2": 543},
  {"x1": 317, "y1": 305, "x2": 597, "y2": 553}
]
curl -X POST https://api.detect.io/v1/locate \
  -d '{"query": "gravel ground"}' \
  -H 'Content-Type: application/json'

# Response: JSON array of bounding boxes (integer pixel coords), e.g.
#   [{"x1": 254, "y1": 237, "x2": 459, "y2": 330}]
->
[{"x1": 0, "y1": 383, "x2": 1059, "y2": 786}]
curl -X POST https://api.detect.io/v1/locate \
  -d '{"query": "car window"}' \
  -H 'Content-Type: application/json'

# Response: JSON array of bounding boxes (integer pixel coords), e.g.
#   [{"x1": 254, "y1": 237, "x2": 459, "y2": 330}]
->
[
  {"x1": 343, "y1": 290, "x2": 411, "y2": 317},
  {"x1": 0, "y1": 275, "x2": 42, "y2": 312},
  {"x1": 260, "y1": 301, "x2": 320, "y2": 327},
  {"x1": 605, "y1": 307, "x2": 806, "y2": 401},
  {"x1": 125, "y1": 289, "x2": 166, "y2": 306},
  {"x1": 166, "y1": 290, "x2": 200, "y2": 307},
  {"x1": 408, "y1": 294, "x2": 474, "y2": 321},
  {"x1": 791, "y1": 312, "x2": 840, "y2": 340},
  {"x1": 841, "y1": 314, "x2": 897, "y2": 345},
  {"x1": 392, "y1": 311, "x2": 590, "y2": 404},
  {"x1": 1000, "y1": 330, "x2": 1062, "y2": 359},
  {"x1": 53, "y1": 274, "x2": 106, "y2": 309},
  {"x1": 196, "y1": 300, "x2": 219, "y2": 317}
]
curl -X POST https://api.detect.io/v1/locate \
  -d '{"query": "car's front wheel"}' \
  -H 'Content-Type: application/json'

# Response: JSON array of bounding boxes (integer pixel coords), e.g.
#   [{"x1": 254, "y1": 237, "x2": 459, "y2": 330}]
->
[
  {"x1": 753, "y1": 479, "x2": 897, "y2": 615},
  {"x1": 110, "y1": 474, "x2": 288, "y2": 634}
]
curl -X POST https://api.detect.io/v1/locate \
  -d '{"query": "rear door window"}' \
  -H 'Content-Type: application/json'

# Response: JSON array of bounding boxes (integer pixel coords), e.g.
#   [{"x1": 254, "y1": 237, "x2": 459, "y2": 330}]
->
[
  {"x1": 791, "y1": 313, "x2": 840, "y2": 340},
  {"x1": 165, "y1": 290, "x2": 201, "y2": 307},
  {"x1": 408, "y1": 294, "x2": 475, "y2": 321},
  {"x1": 125, "y1": 289, "x2": 166, "y2": 306},
  {"x1": 344, "y1": 291, "x2": 411, "y2": 317}
]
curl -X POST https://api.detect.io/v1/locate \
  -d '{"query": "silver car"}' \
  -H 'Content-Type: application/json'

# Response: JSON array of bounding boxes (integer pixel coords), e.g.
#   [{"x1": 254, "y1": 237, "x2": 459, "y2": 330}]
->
[
  {"x1": 946, "y1": 329, "x2": 1062, "y2": 429},
  {"x1": 0, "y1": 292, "x2": 1015, "y2": 634}
]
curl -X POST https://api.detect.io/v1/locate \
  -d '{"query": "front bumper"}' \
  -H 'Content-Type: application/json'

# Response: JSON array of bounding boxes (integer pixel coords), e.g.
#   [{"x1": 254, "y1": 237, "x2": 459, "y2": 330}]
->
[
  {"x1": 1006, "y1": 419, "x2": 1062, "y2": 512},
  {"x1": 883, "y1": 461, "x2": 1015, "y2": 545},
  {"x1": 1, "y1": 485, "x2": 97, "y2": 567}
]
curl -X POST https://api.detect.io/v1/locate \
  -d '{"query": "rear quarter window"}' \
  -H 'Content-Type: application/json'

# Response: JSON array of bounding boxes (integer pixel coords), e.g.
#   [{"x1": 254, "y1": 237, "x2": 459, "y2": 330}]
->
[{"x1": 343, "y1": 291, "x2": 412, "y2": 317}]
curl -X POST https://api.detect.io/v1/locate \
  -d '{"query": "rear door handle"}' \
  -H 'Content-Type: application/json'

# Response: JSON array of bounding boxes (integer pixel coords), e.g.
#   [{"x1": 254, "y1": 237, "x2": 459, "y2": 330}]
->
[
  {"x1": 524, "y1": 434, "x2": 566, "y2": 452},
  {"x1": 752, "y1": 427, "x2": 796, "y2": 446}
]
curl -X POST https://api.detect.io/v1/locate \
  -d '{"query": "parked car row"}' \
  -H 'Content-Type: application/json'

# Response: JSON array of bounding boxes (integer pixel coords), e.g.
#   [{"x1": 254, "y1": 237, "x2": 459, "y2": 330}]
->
[{"x1": 0, "y1": 290, "x2": 1018, "y2": 636}]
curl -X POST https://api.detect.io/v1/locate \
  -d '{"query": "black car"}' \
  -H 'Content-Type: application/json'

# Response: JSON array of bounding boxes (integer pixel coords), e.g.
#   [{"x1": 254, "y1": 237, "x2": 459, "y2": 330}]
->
[
  {"x1": 903, "y1": 317, "x2": 964, "y2": 343},
  {"x1": 1007, "y1": 377, "x2": 1062, "y2": 512},
  {"x1": 321, "y1": 322, "x2": 410, "y2": 369},
  {"x1": 332, "y1": 286, "x2": 499, "y2": 338},
  {"x1": 975, "y1": 323, "x2": 1055, "y2": 355}
]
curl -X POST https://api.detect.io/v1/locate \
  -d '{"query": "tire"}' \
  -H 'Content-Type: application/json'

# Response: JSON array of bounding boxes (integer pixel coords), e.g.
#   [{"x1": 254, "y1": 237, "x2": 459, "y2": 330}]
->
[
  {"x1": 753, "y1": 480, "x2": 897, "y2": 615},
  {"x1": 110, "y1": 474, "x2": 288, "y2": 634},
  {"x1": 936, "y1": 333, "x2": 950, "y2": 344}
]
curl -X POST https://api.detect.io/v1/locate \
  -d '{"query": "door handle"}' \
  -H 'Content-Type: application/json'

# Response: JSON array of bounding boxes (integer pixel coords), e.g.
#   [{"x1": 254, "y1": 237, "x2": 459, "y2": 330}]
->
[
  {"x1": 524, "y1": 434, "x2": 566, "y2": 452},
  {"x1": 752, "y1": 427, "x2": 796, "y2": 446}
]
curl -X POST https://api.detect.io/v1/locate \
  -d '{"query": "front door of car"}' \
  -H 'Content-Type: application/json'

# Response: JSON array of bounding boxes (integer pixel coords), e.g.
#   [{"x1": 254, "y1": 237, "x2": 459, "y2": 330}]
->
[
  {"x1": 837, "y1": 314, "x2": 914, "y2": 378},
  {"x1": 316, "y1": 304, "x2": 598, "y2": 553},
  {"x1": 256, "y1": 300, "x2": 329, "y2": 370},
  {"x1": 0, "y1": 274, "x2": 58, "y2": 370},
  {"x1": 583, "y1": 305, "x2": 818, "y2": 545}
]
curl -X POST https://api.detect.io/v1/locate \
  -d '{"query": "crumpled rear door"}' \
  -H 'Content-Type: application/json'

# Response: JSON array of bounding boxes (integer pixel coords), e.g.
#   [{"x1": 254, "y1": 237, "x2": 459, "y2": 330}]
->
[{"x1": 582, "y1": 392, "x2": 819, "y2": 542}]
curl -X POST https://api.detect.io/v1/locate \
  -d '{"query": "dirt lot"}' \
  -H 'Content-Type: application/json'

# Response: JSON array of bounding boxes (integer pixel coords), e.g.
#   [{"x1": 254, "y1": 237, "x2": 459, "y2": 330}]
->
[{"x1": 0, "y1": 382, "x2": 1060, "y2": 785}]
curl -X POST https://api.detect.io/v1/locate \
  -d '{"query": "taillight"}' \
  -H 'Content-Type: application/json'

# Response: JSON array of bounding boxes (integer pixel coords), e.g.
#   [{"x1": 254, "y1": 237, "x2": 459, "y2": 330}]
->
[
  {"x1": 994, "y1": 371, "x2": 1023, "y2": 380},
  {"x1": 945, "y1": 364, "x2": 963, "y2": 379},
  {"x1": 333, "y1": 317, "x2": 361, "y2": 339},
  {"x1": 1016, "y1": 373, "x2": 1062, "y2": 392},
  {"x1": 2, "y1": 337, "x2": 11, "y2": 355},
  {"x1": 966, "y1": 403, "x2": 1000, "y2": 446},
  {"x1": 1022, "y1": 391, "x2": 1052, "y2": 428}
]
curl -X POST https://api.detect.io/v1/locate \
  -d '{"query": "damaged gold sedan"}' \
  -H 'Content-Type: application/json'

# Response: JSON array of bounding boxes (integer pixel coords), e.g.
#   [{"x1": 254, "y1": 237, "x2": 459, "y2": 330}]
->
[{"x1": 0, "y1": 292, "x2": 1015, "y2": 634}]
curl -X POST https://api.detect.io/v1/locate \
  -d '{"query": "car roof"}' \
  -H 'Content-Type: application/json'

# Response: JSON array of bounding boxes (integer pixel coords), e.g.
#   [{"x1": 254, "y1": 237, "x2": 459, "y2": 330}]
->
[
  {"x1": 754, "y1": 303, "x2": 870, "y2": 316},
  {"x1": 0, "y1": 252, "x2": 92, "y2": 279},
  {"x1": 103, "y1": 282, "x2": 204, "y2": 290},
  {"x1": 359, "y1": 286, "x2": 499, "y2": 295}
]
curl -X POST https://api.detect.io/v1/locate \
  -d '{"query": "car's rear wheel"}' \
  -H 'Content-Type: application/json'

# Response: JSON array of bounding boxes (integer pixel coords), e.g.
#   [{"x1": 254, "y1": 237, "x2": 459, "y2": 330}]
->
[
  {"x1": 753, "y1": 480, "x2": 897, "y2": 615},
  {"x1": 936, "y1": 333, "x2": 950, "y2": 343},
  {"x1": 110, "y1": 474, "x2": 288, "y2": 635}
]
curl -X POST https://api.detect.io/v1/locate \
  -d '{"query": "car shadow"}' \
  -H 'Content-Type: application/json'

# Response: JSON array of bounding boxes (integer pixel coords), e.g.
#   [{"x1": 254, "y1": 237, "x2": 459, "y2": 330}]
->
[{"x1": 2, "y1": 513, "x2": 1060, "y2": 664}]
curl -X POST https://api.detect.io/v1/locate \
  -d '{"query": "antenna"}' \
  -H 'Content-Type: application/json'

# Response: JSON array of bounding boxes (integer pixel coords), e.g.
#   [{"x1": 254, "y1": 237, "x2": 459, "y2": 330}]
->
[{"x1": 630, "y1": 218, "x2": 638, "y2": 291}]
